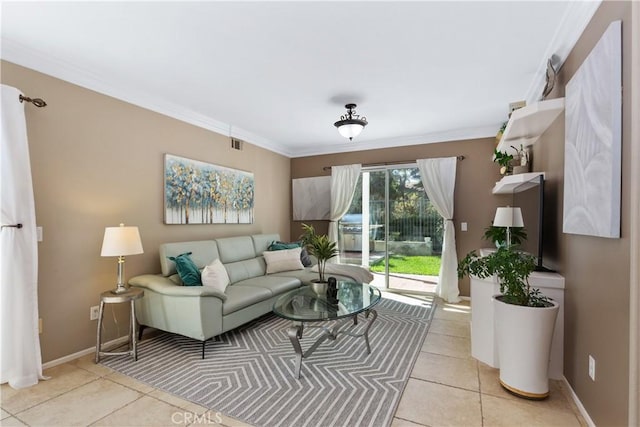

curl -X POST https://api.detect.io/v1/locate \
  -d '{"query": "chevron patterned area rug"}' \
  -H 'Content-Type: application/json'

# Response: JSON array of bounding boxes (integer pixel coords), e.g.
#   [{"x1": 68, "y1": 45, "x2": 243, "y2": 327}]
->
[{"x1": 102, "y1": 296, "x2": 435, "y2": 427}]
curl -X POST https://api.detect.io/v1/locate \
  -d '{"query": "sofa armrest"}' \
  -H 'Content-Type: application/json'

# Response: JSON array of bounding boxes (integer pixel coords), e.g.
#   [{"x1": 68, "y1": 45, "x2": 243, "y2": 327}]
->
[{"x1": 129, "y1": 274, "x2": 227, "y2": 301}]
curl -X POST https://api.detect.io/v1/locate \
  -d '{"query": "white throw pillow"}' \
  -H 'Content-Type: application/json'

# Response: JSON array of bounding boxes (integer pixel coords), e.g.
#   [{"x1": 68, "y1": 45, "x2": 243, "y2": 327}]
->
[
  {"x1": 201, "y1": 258, "x2": 230, "y2": 293},
  {"x1": 263, "y1": 247, "x2": 305, "y2": 274}
]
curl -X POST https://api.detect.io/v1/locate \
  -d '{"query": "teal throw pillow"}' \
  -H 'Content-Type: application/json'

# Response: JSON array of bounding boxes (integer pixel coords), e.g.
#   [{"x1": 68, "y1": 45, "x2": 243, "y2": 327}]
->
[
  {"x1": 268, "y1": 241, "x2": 301, "y2": 251},
  {"x1": 168, "y1": 252, "x2": 201, "y2": 286}
]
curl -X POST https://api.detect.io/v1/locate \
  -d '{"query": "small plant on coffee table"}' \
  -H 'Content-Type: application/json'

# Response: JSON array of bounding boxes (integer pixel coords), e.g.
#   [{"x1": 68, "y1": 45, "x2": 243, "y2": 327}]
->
[{"x1": 300, "y1": 223, "x2": 338, "y2": 282}]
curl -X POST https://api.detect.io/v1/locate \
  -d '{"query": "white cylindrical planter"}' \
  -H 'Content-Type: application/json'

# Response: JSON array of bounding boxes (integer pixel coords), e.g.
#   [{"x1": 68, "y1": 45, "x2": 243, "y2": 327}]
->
[{"x1": 493, "y1": 295, "x2": 559, "y2": 399}]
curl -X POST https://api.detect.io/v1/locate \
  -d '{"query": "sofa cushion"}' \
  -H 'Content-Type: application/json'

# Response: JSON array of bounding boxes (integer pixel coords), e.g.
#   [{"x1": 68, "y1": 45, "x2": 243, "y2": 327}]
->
[
  {"x1": 160, "y1": 240, "x2": 219, "y2": 276},
  {"x1": 168, "y1": 252, "x2": 201, "y2": 286},
  {"x1": 268, "y1": 240, "x2": 313, "y2": 267},
  {"x1": 222, "y1": 285, "x2": 272, "y2": 315},
  {"x1": 201, "y1": 259, "x2": 230, "y2": 293},
  {"x1": 224, "y1": 258, "x2": 267, "y2": 284},
  {"x1": 271, "y1": 268, "x2": 322, "y2": 285},
  {"x1": 216, "y1": 236, "x2": 256, "y2": 263},
  {"x1": 234, "y1": 275, "x2": 301, "y2": 296},
  {"x1": 251, "y1": 233, "x2": 281, "y2": 255},
  {"x1": 263, "y1": 247, "x2": 304, "y2": 274}
]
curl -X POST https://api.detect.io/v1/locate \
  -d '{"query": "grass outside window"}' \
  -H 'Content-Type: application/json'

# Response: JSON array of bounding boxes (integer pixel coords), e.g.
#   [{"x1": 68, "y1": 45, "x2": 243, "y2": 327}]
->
[{"x1": 370, "y1": 255, "x2": 441, "y2": 276}]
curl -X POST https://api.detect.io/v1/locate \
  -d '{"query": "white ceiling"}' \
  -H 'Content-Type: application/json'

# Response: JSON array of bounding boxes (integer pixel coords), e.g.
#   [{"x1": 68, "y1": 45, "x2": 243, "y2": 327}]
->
[{"x1": 1, "y1": 1, "x2": 600, "y2": 158}]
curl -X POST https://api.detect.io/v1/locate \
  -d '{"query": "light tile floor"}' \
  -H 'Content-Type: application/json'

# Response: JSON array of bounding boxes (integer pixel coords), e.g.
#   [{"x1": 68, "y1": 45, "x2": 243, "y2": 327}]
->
[{"x1": 1, "y1": 298, "x2": 587, "y2": 427}]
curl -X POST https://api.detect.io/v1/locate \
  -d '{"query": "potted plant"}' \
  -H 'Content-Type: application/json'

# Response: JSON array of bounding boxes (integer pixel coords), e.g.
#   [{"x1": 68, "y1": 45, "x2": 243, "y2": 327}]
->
[
  {"x1": 300, "y1": 223, "x2": 338, "y2": 283},
  {"x1": 483, "y1": 225, "x2": 527, "y2": 248},
  {"x1": 493, "y1": 149, "x2": 514, "y2": 175},
  {"x1": 458, "y1": 246, "x2": 559, "y2": 399}
]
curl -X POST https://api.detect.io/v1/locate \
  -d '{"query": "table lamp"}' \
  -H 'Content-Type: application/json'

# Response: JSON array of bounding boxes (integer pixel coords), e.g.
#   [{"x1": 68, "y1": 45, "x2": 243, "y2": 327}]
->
[
  {"x1": 101, "y1": 223, "x2": 143, "y2": 294},
  {"x1": 493, "y1": 207, "x2": 524, "y2": 247}
]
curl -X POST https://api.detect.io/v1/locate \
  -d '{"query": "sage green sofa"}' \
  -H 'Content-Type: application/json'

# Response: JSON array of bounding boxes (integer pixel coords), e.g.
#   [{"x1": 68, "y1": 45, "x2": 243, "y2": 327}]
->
[{"x1": 128, "y1": 233, "x2": 357, "y2": 357}]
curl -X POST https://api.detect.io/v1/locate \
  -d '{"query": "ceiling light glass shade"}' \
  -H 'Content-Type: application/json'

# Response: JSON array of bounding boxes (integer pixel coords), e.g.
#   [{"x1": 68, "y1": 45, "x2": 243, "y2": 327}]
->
[
  {"x1": 493, "y1": 207, "x2": 524, "y2": 228},
  {"x1": 334, "y1": 103, "x2": 367, "y2": 141},
  {"x1": 336, "y1": 122, "x2": 365, "y2": 139},
  {"x1": 101, "y1": 224, "x2": 144, "y2": 256}
]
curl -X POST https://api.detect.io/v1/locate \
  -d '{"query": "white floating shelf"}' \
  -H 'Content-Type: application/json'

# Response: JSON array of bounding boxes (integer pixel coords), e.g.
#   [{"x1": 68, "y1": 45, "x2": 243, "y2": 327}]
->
[
  {"x1": 492, "y1": 172, "x2": 545, "y2": 194},
  {"x1": 496, "y1": 98, "x2": 565, "y2": 154}
]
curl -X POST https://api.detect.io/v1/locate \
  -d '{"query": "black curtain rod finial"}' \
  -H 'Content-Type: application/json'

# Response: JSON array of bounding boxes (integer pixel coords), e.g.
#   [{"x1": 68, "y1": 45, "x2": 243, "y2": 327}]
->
[{"x1": 19, "y1": 94, "x2": 47, "y2": 108}]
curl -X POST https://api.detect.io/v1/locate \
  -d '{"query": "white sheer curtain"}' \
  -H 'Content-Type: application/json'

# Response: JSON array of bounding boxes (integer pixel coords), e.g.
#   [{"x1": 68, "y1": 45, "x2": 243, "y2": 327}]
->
[
  {"x1": 0, "y1": 85, "x2": 43, "y2": 388},
  {"x1": 417, "y1": 157, "x2": 460, "y2": 303},
  {"x1": 329, "y1": 164, "x2": 361, "y2": 261}
]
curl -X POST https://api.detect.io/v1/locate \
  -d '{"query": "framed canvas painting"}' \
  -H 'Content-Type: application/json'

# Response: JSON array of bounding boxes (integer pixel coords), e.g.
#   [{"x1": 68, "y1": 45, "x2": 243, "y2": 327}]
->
[
  {"x1": 563, "y1": 20, "x2": 622, "y2": 238},
  {"x1": 292, "y1": 176, "x2": 331, "y2": 220},
  {"x1": 164, "y1": 154, "x2": 254, "y2": 224}
]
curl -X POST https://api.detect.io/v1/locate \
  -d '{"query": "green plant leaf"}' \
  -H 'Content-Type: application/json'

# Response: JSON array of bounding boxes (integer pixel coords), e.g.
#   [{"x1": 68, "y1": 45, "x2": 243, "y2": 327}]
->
[{"x1": 458, "y1": 246, "x2": 549, "y2": 307}]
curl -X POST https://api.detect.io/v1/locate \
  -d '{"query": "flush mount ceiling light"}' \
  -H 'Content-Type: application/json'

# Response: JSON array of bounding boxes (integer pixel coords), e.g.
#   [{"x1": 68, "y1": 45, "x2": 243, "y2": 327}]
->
[{"x1": 334, "y1": 103, "x2": 368, "y2": 141}]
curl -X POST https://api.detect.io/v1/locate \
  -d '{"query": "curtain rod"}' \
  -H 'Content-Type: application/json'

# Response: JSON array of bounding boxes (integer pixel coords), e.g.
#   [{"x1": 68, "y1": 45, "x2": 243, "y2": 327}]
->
[
  {"x1": 322, "y1": 155, "x2": 464, "y2": 171},
  {"x1": 19, "y1": 94, "x2": 47, "y2": 108}
]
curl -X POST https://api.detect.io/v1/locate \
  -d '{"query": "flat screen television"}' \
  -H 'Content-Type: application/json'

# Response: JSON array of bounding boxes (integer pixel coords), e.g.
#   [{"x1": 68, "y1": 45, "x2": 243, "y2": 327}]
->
[{"x1": 512, "y1": 174, "x2": 550, "y2": 272}]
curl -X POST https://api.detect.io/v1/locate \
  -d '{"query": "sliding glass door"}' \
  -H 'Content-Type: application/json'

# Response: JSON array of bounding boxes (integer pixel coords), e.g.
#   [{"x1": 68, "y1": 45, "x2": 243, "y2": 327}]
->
[{"x1": 338, "y1": 165, "x2": 442, "y2": 293}]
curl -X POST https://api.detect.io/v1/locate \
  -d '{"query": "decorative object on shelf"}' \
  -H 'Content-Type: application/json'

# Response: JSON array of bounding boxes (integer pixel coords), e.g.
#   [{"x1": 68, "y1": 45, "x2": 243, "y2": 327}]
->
[
  {"x1": 164, "y1": 154, "x2": 254, "y2": 225},
  {"x1": 541, "y1": 57, "x2": 558, "y2": 100},
  {"x1": 101, "y1": 223, "x2": 144, "y2": 294},
  {"x1": 458, "y1": 245, "x2": 558, "y2": 399},
  {"x1": 511, "y1": 144, "x2": 531, "y2": 174},
  {"x1": 300, "y1": 223, "x2": 338, "y2": 283},
  {"x1": 334, "y1": 103, "x2": 368, "y2": 141},
  {"x1": 563, "y1": 21, "x2": 622, "y2": 239},
  {"x1": 493, "y1": 149, "x2": 514, "y2": 175}
]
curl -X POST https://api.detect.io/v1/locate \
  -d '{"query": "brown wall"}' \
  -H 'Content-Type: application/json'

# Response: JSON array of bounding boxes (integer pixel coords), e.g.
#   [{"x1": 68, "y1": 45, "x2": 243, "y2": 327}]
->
[
  {"x1": 533, "y1": 1, "x2": 632, "y2": 425},
  {"x1": 1, "y1": 61, "x2": 292, "y2": 363},
  {"x1": 290, "y1": 138, "x2": 510, "y2": 297}
]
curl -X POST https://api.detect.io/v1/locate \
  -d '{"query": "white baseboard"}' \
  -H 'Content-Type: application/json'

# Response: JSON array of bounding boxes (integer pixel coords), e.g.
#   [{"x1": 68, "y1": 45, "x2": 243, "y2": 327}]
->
[
  {"x1": 42, "y1": 335, "x2": 129, "y2": 370},
  {"x1": 562, "y1": 376, "x2": 596, "y2": 427}
]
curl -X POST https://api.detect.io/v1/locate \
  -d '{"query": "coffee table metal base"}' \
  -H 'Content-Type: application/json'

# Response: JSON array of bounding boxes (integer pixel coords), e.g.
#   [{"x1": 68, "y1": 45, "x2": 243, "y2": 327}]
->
[{"x1": 286, "y1": 309, "x2": 378, "y2": 379}]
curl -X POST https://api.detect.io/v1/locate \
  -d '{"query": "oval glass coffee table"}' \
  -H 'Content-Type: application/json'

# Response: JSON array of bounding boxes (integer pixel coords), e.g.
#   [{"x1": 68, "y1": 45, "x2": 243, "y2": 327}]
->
[{"x1": 273, "y1": 281, "x2": 382, "y2": 379}]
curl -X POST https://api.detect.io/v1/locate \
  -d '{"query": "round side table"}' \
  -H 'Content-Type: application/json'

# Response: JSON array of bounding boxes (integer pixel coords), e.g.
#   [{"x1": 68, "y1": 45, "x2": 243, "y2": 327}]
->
[{"x1": 95, "y1": 287, "x2": 144, "y2": 363}]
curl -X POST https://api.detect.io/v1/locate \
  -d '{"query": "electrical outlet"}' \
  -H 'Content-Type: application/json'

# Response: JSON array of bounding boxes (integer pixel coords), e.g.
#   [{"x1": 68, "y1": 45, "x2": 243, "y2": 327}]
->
[
  {"x1": 461, "y1": 222, "x2": 468, "y2": 232},
  {"x1": 90, "y1": 305, "x2": 100, "y2": 321},
  {"x1": 588, "y1": 355, "x2": 596, "y2": 381},
  {"x1": 38, "y1": 318, "x2": 43, "y2": 334}
]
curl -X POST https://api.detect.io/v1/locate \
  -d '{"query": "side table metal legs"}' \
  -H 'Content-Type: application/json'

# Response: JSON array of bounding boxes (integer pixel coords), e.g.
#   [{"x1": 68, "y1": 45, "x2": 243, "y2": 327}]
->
[
  {"x1": 286, "y1": 309, "x2": 378, "y2": 379},
  {"x1": 95, "y1": 298, "x2": 139, "y2": 363},
  {"x1": 95, "y1": 301, "x2": 106, "y2": 363}
]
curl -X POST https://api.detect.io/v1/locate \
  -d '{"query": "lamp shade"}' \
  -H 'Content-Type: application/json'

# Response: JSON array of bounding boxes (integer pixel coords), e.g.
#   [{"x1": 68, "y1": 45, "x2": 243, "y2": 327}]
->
[
  {"x1": 101, "y1": 224, "x2": 143, "y2": 256},
  {"x1": 493, "y1": 207, "x2": 524, "y2": 228}
]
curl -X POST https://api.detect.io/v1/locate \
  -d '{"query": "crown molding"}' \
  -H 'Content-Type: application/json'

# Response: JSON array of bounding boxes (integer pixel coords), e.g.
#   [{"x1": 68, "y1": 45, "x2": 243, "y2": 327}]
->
[
  {"x1": 524, "y1": 0, "x2": 601, "y2": 104},
  {"x1": 289, "y1": 125, "x2": 498, "y2": 158},
  {"x1": 0, "y1": 38, "x2": 291, "y2": 157}
]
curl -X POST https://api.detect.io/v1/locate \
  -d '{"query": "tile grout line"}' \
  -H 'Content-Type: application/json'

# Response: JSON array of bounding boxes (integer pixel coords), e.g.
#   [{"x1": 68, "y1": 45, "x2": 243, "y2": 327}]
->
[
  {"x1": 477, "y1": 361, "x2": 486, "y2": 426},
  {"x1": 86, "y1": 394, "x2": 147, "y2": 427},
  {"x1": 407, "y1": 375, "x2": 483, "y2": 397},
  {"x1": 7, "y1": 376, "x2": 103, "y2": 417}
]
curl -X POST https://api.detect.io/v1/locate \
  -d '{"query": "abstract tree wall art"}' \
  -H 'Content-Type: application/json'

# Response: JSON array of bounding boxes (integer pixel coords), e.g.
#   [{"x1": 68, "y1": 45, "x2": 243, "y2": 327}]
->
[
  {"x1": 563, "y1": 20, "x2": 621, "y2": 238},
  {"x1": 164, "y1": 154, "x2": 254, "y2": 224}
]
